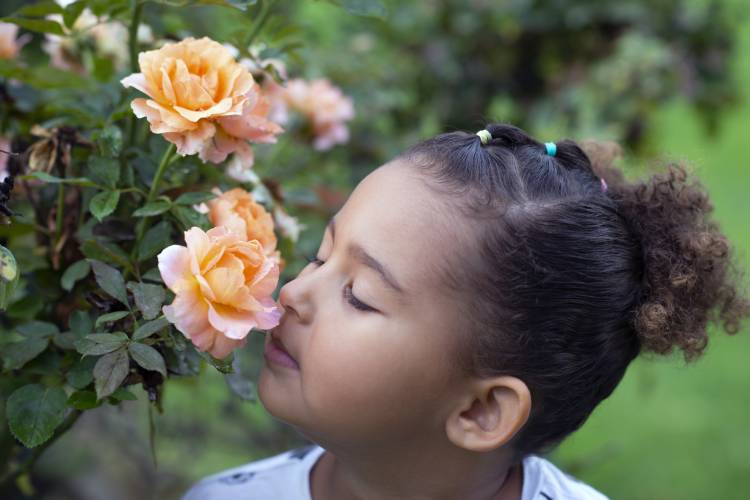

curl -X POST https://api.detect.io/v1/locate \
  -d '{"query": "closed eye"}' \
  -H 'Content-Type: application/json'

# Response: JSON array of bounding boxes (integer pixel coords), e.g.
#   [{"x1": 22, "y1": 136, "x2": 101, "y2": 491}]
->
[{"x1": 305, "y1": 254, "x2": 377, "y2": 312}]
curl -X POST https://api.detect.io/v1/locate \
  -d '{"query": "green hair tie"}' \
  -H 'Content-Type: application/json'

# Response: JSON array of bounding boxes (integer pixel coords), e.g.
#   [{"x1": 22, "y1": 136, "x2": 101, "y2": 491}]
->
[
  {"x1": 476, "y1": 129, "x2": 492, "y2": 145},
  {"x1": 544, "y1": 142, "x2": 557, "y2": 156}
]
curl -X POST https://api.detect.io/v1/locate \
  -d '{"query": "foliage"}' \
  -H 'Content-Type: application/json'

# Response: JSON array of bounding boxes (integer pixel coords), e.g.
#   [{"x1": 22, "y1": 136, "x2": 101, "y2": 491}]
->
[{"x1": 0, "y1": 0, "x2": 373, "y2": 493}]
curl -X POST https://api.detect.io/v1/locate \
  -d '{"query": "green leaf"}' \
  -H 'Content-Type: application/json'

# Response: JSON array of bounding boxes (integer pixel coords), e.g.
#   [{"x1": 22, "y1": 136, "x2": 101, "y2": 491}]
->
[
  {"x1": 89, "y1": 260, "x2": 129, "y2": 308},
  {"x1": 128, "y1": 343, "x2": 167, "y2": 377},
  {"x1": 170, "y1": 205, "x2": 211, "y2": 231},
  {"x1": 133, "y1": 200, "x2": 172, "y2": 217},
  {"x1": 93, "y1": 348, "x2": 130, "y2": 400},
  {"x1": 18, "y1": 171, "x2": 97, "y2": 186},
  {"x1": 89, "y1": 190, "x2": 120, "y2": 222},
  {"x1": 62, "y1": 1, "x2": 86, "y2": 29},
  {"x1": 141, "y1": 267, "x2": 163, "y2": 284},
  {"x1": 4, "y1": 294, "x2": 44, "y2": 320},
  {"x1": 93, "y1": 125, "x2": 123, "y2": 158},
  {"x1": 68, "y1": 310, "x2": 93, "y2": 336},
  {"x1": 1, "y1": 338, "x2": 49, "y2": 370},
  {"x1": 80, "y1": 238, "x2": 132, "y2": 270},
  {"x1": 52, "y1": 331, "x2": 77, "y2": 350},
  {"x1": 95, "y1": 311, "x2": 130, "y2": 327},
  {"x1": 132, "y1": 317, "x2": 169, "y2": 341},
  {"x1": 67, "y1": 390, "x2": 102, "y2": 410},
  {"x1": 61, "y1": 259, "x2": 91, "y2": 291},
  {"x1": 137, "y1": 220, "x2": 172, "y2": 262},
  {"x1": 6, "y1": 384, "x2": 68, "y2": 448},
  {"x1": 196, "y1": 350, "x2": 234, "y2": 374},
  {"x1": 74, "y1": 332, "x2": 128, "y2": 356},
  {"x1": 127, "y1": 282, "x2": 165, "y2": 320},
  {"x1": 109, "y1": 387, "x2": 137, "y2": 401},
  {"x1": 174, "y1": 191, "x2": 217, "y2": 205},
  {"x1": 24, "y1": 350, "x2": 62, "y2": 376},
  {"x1": 86, "y1": 156, "x2": 120, "y2": 189},
  {"x1": 17, "y1": 321, "x2": 59, "y2": 339},
  {"x1": 0, "y1": 17, "x2": 65, "y2": 35},
  {"x1": 66, "y1": 356, "x2": 96, "y2": 389},
  {"x1": 17, "y1": 1, "x2": 65, "y2": 16}
]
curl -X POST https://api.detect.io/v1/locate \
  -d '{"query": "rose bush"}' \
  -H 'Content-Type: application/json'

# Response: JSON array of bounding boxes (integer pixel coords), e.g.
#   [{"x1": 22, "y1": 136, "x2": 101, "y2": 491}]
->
[{"x1": 0, "y1": 0, "x2": 362, "y2": 493}]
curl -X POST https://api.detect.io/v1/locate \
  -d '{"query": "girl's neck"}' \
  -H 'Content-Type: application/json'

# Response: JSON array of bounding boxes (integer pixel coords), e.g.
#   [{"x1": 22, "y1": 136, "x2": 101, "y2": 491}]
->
[{"x1": 310, "y1": 446, "x2": 524, "y2": 500}]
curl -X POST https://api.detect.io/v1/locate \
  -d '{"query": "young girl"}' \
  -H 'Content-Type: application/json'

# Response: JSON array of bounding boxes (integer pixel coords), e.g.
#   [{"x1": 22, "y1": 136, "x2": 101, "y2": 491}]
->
[{"x1": 183, "y1": 123, "x2": 749, "y2": 500}]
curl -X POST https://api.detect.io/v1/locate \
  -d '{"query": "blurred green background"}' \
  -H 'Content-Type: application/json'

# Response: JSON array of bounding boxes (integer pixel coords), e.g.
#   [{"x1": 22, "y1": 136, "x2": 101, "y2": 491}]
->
[{"x1": 4, "y1": 0, "x2": 748, "y2": 498}]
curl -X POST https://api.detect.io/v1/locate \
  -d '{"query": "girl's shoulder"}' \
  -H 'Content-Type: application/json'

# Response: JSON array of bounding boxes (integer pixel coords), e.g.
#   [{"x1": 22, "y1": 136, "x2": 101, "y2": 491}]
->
[
  {"x1": 522, "y1": 454, "x2": 610, "y2": 500},
  {"x1": 182, "y1": 445, "x2": 609, "y2": 500},
  {"x1": 182, "y1": 443, "x2": 324, "y2": 500}
]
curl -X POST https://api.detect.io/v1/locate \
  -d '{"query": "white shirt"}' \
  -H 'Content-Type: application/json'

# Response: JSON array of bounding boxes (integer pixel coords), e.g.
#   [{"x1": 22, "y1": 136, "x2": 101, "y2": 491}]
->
[{"x1": 183, "y1": 444, "x2": 609, "y2": 500}]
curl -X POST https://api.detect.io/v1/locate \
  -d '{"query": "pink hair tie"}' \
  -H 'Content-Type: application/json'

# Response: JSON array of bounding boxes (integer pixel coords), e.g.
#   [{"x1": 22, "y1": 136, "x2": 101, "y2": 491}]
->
[{"x1": 600, "y1": 178, "x2": 608, "y2": 192}]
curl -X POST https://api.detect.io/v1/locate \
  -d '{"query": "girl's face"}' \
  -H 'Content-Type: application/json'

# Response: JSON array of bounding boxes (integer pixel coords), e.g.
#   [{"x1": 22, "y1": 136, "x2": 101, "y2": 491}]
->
[{"x1": 258, "y1": 160, "x2": 475, "y2": 450}]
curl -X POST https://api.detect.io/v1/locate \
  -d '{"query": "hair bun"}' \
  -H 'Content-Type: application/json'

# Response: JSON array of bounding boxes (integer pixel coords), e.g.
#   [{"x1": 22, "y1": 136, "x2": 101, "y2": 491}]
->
[{"x1": 610, "y1": 159, "x2": 750, "y2": 361}]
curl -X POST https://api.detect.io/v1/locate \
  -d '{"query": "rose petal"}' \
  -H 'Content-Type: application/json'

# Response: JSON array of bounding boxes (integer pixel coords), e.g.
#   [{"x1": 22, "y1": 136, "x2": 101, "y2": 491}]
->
[
  {"x1": 206, "y1": 301, "x2": 259, "y2": 340},
  {"x1": 157, "y1": 244, "x2": 191, "y2": 291}
]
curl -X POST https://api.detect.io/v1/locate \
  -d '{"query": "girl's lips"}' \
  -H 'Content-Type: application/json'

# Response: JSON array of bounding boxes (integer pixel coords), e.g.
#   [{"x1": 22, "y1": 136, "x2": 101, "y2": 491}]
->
[{"x1": 264, "y1": 334, "x2": 300, "y2": 370}]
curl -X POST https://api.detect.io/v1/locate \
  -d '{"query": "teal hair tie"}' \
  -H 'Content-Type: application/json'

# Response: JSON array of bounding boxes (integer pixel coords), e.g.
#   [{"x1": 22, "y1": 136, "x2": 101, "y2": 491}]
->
[{"x1": 544, "y1": 142, "x2": 557, "y2": 156}]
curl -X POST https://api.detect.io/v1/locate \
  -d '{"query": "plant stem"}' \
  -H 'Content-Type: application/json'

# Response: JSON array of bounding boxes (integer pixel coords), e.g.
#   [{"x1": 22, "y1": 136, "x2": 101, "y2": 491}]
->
[
  {"x1": 244, "y1": 0, "x2": 276, "y2": 49},
  {"x1": 129, "y1": 0, "x2": 144, "y2": 75},
  {"x1": 146, "y1": 143, "x2": 176, "y2": 204},
  {"x1": 126, "y1": 0, "x2": 144, "y2": 150},
  {"x1": 0, "y1": 410, "x2": 82, "y2": 490},
  {"x1": 129, "y1": 143, "x2": 176, "y2": 273},
  {"x1": 55, "y1": 183, "x2": 64, "y2": 244}
]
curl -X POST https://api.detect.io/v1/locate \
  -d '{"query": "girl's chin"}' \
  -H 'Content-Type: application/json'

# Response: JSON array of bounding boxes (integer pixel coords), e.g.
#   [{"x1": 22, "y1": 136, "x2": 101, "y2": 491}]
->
[{"x1": 257, "y1": 366, "x2": 301, "y2": 422}]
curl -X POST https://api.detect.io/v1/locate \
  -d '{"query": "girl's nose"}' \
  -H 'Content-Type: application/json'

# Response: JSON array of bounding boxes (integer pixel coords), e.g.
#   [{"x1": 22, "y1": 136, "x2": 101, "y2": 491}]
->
[{"x1": 278, "y1": 276, "x2": 314, "y2": 324}]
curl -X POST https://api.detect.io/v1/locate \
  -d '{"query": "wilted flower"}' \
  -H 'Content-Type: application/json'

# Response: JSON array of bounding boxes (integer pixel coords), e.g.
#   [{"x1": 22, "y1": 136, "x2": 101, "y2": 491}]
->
[
  {"x1": 121, "y1": 37, "x2": 283, "y2": 168},
  {"x1": 158, "y1": 225, "x2": 282, "y2": 359},
  {"x1": 0, "y1": 22, "x2": 31, "y2": 60},
  {"x1": 281, "y1": 78, "x2": 355, "y2": 150},
  {"x1": 206, "y1": 187, "x2": 283, "y2": 269}
]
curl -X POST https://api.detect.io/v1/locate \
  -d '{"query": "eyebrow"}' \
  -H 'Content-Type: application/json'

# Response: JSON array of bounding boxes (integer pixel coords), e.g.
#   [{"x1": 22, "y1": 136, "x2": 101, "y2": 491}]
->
[{"x1": 326, "y1": 217, "x2": 405, "y2": 295}]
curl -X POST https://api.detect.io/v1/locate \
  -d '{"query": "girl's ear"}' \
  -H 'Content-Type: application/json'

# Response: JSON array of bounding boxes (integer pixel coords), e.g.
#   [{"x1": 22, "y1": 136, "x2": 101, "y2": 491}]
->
[{"x1": 445, "y1": 376, "x2": 531, "y2": 453}]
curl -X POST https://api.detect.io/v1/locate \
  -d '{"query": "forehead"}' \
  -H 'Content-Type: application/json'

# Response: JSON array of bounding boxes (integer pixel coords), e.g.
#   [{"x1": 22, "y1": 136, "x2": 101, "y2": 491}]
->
[{"x1": 333, "y1": 161, "x2": 470, "y2": 294}]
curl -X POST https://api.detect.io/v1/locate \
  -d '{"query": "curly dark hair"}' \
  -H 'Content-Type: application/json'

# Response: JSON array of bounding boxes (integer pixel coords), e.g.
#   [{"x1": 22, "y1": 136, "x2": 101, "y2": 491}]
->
[{"x1": 396, "y1": 122, "x2": 750, "y2": 460}]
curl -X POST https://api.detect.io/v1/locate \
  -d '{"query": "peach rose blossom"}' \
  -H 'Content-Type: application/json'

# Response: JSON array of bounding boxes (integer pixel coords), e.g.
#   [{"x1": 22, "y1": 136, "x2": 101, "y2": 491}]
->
[
  {"x1": 0, "y1": 22, "x2": 31, "y2": 60},
  {"x1": 121, "y1": 37, "x2": 283, "y2": 167},
  {"x1": 158, "y1": 225, "x2": 282, "y2": 359},
  {"x1": 206, "y1": 187, "x2": 283, "y2": 269},
  {"x1": 282, "y1": 78, "x2": 355, "y2": 151},
  {"x1": 197, "y1": 82, "x2": 284, "y2": 169}
]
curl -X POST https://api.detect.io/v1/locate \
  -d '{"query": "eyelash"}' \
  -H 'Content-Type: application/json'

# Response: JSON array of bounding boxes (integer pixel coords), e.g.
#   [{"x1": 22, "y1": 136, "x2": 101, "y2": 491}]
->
[{"x1": 304, "y1": 254, "x2": 375, "y2": 312}]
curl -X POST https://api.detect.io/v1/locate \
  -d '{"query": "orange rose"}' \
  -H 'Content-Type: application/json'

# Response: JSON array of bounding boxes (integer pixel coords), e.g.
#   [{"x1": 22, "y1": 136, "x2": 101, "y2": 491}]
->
[
  {"x1": 121, "y1": 37, "x2": 282, "y2": 166},
  {"x1": 198, "y1": 84, "x2": 283, "y2": 169},
  {"x1": 207, "y1": 187, "x2": 283, "y2": 270},
  {"x1": 158, "y1": 225, "x2": 282, "y2": 359}
]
